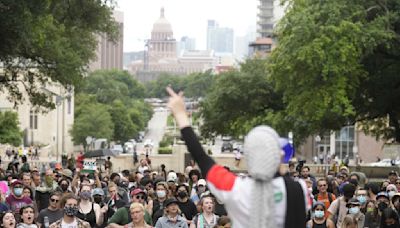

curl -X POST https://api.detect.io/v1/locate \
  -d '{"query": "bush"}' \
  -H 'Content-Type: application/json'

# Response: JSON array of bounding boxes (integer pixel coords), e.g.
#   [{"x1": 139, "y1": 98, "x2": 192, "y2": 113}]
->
[
  {"x1": 158, "y1": 147, "x2": 172, "y2": 154},
  {"x1": 159, "y1": 135, "x2": 174, "y2": 147}
]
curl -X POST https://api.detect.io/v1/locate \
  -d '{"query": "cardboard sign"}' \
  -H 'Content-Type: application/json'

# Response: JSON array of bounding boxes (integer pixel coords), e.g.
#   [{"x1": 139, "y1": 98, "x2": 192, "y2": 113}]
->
[{"x1": 82, "y1": 160, "x2": 97, "y2": 173}]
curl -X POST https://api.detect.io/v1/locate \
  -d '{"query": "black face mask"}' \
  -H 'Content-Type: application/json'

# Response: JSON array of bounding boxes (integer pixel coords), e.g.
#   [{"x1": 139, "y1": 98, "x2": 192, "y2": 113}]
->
[
  {"x1": 177, "y1": 191, "x2": 187, "y2": 198},
  {"x1": 60, "y1": 184, "x2": 69, "y2": 191},
  {"x1": 119, "y1": 181, "x2": 128, "y2": 189},
  {"x1": 378, "y1": 202, "x2": 388, "y2": 211},
  {"x1": 93, "y1": 196, "x2": 103, "y2": 204}
]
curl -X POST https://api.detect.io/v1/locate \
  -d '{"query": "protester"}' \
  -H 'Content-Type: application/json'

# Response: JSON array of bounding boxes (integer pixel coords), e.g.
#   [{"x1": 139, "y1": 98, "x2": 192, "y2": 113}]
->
[
  {"x1": 340, "y1": 214, "x2": 358, "y2": 228},
  {"x1": 191, "y1": 196, "x2": 219, "y2": 228},
  {"x1": 49, "y1": 193, "x2": 90, "y2": 228},
  {"x1": 124, "y1": 203, "x2": 153, "y2": 228},
  {"x1": 380, "y1": 207, "x2": 400, "y2": 228},
  {"x1": 328, "y1": 183, "x2": 356, "y2": 227},
  {"x1": 37, "y1": 191, "x2": 63, "y2": 227},
  {"x1": 17, "y1": 204, "x2": 37, "y2": 228},
  {"x1": 176, "y1": 184, "x2": 198, "y2": 223},
  {"x1": 166, "y1": 87, "x2": 310, "y2": 228},
  {"x1": 316, "y1": 178, "x2": 336, "y2": 211},
  {"x1": 6, "y1": 180, "x2": 33, "y2": 221},
  {"x1": 107, "y1": 188, "x2": 153, "y2": 227},
  {"x1": 151, "y1": 182, "x2": 169, "y2": 225},
  {"x1": 346, "y1": 198, "x2": 364, "y2": 228},
  {"x1": 306, "y1": 202, "x2": 335, "y2": 228},
  {"x1": 76, "y1": 184, "x2": 103, "y2": 227},
  {"x1": 155, "y1": 197, "x2": 188, "y2": 228},
  {"x1": 1, "y1": 211, "x2": 17, "y2": 228}
]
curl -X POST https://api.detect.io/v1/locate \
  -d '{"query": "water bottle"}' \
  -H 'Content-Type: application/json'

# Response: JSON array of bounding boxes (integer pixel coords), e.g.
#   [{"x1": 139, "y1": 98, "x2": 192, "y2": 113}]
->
[{"x1": 44, "y1": 216, "x2": 50, "y2": 228}]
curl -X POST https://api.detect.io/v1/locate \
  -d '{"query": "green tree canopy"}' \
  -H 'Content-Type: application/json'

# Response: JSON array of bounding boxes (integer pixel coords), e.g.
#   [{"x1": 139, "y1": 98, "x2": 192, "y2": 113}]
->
[
  {"x1": 269, "y1": 0, "x2": 400, "y2": 142},
  {"x1": 70, "y1": 102, "x2": 114, "y2": 149},
  {"x1": 0, "y1": 0, "x2": 118, "y2": 109},
  {"x1": 200, "y1": 59, "x2": 285, "y2": 138},
  {"x1": 0, "y1": 111, "x2": 23, "y2": 146},
  {"x1": 72, "y1": 70, "x2": 153, "y2": 145}
]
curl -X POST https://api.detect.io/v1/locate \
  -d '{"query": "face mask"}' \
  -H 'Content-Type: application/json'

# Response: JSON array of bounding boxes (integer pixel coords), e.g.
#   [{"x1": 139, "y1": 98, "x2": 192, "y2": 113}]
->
[
  {"x1": 64, "y1": 206, "x2": 79, "y2": 217},
  {"x1": 349, "y1": 207, "x2": 360, "y2": 215},
  {"x1": 378, "y1": 202, "x2": 388, "y2": 211},
  {"x1": 119, "y1": 182, "x2": 128, "y2": 189},
  {"x1": 79, "y1": 191, "x2": 91, "y2": 200},
  {"x1": 156, "y1": 190, "x2": 166, "y2": 198},
  {"x1": 314, "y1": 210, "x2": 324, "y2": 218},
  {"x1": 177, "y1": 191, "x2": 187, "y2": 198},
  {"x1": 14, "y1": 188, "x2": 23, "y2": 197},
  {"x1": 357, "y1": 195, "x2": 367, "y2": 204},
  {"x1": 93, "y1": 196, "x2": 103, "y2": 204},
  {"x1": 385, "y1": 224, "x2": 399, "y2": 228},
  {"x1": 60, "y1": 184, "x2": 69, "y2": 191},
  {"x1": 388, "y1": 191, "x2": 396, "y2": 199},
  {"x1": 367, "y1": 207, "x2": 374, "y2": 213}
]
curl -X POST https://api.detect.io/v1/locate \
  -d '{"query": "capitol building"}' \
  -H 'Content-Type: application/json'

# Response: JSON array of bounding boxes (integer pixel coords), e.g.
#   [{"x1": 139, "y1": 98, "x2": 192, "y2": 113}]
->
[{"x1": 128, "y1": 8, "x2": 217, "y2": 82}]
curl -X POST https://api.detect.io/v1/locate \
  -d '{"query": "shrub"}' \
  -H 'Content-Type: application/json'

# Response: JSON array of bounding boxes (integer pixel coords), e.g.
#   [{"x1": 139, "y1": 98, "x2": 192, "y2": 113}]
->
[{"x1": 158, "y1": 147, "x2": 172, "y2": 154}]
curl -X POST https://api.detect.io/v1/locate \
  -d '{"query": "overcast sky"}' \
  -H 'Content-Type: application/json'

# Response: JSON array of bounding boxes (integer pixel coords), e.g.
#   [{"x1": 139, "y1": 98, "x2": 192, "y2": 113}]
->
[{"x1": 116, "y1": 0, "x2": 258, "y2": 52}]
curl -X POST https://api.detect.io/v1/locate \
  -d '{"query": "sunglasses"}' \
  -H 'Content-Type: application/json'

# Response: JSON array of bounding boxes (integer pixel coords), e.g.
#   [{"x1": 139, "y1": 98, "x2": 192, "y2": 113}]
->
[
  {"x1": 319, "y1": 184, "x2": 327, "y2": 187},
  {"x1": 50, "y1": 198, "x2": 59, "y2": 203},
  {"x1": 396, "y1": 182, "x2": 400, "y2": 185},
  {"x1": 135, "y1": 195, "x2": 145, "y2": 200}
]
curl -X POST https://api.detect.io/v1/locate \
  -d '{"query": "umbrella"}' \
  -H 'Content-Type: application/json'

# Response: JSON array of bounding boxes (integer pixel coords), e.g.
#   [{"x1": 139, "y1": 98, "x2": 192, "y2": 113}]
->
[{"x1": 84, "y1": 149, "x2": 119, "y2": 158}]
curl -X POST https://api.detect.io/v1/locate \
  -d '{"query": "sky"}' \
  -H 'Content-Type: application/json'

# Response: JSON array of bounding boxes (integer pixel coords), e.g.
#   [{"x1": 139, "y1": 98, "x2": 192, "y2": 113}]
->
[{"x1": 116, "y1": 0, "x2": 258, "y2": 52}]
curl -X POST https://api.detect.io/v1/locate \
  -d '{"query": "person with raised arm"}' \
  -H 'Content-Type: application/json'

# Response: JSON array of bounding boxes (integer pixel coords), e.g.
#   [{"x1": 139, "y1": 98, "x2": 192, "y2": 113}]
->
[{"x1": 166, "y1": 87, "x2": 311, "y2": 228}]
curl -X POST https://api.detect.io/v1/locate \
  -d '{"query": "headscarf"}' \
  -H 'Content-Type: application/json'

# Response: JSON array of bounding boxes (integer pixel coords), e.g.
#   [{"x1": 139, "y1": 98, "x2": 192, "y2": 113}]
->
[{"x1": 244, "y1": 125, "x2": 282, "y2": 228}]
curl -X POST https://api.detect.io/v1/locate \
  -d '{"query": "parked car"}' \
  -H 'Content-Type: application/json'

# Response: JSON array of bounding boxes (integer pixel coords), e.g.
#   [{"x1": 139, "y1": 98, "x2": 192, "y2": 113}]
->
[
  {"x1": 233, "y1": 142, "x2": 243, "y2": 153},
  {"x1": 124, "y1": 141, "x2": 136, "y2": 153},
  {"x1": 144, "y1": 139, "x2": 154, "y2": 148},
  {"x1": 366, "y1": 159, "x2": 400, "y2": 166},
  {"x1": 111, "y1": 144, "x2": 123, "y2": 154},
  {"x1": 221, "y1": 141, "x2": 233, "y2": 153}
]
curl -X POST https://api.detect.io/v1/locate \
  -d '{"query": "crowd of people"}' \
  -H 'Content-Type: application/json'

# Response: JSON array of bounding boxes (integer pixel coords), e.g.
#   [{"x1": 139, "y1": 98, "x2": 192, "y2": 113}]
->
[{"x1": 0, "y1": 87, "x2": 399, "y2": 228}]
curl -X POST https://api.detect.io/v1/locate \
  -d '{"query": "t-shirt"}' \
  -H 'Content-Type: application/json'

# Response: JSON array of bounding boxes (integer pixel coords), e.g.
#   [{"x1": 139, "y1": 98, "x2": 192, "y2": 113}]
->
[
  {"x1": 176, "y1": 199, "x2": 198, "y2": 221},
  {"x1": 316, "y1": 192, "x2": 336, "y2": 214},
  {"x1": 108, "y1": 206, "x2": 152, "y2": 225},
  {"x1": 37, "y1": 208, "x2": 64, "y2": 225},
  {"x1": 327, "y1": 196, "x2": 348, "y2": 227},
  {"x1": 61, "y1": 218, "x2": 78, "y2": 228},
  {"x1": 6, "y1": 194, "x2": 33, "y2": 214}
]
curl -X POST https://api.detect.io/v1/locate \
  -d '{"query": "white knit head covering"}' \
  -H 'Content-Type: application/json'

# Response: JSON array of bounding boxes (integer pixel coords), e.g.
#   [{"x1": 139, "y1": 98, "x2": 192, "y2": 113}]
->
[{"x1": 244, "y1": 125, "x2": 282, "y2": 228}]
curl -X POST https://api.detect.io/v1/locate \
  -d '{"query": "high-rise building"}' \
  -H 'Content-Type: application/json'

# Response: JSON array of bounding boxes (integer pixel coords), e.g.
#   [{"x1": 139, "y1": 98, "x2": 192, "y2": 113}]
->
[
  {"x1": 206, "y1": 20, "x2": 234, "y2": 54},
  {"x1": 90, "y1": 11, "x2": 124, "y2": 71},
  {"x1": 177, "y1": 36, "x2": 196, "y2": 54},
  {"x1": 257, "y1": 0, "x2": 274, "y2": 38}
]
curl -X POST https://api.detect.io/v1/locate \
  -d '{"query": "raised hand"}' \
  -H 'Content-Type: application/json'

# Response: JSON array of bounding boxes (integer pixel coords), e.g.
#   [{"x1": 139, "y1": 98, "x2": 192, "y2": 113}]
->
[{"x1": 166, "y1": 86, "x2": 190, "y2": 129}]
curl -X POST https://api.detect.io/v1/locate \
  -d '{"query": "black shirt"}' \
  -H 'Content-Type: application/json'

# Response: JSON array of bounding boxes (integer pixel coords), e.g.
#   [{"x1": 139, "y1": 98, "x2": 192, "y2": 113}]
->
[{"x1": 177, "y1": 199, "x2": 198, "y2": 220}]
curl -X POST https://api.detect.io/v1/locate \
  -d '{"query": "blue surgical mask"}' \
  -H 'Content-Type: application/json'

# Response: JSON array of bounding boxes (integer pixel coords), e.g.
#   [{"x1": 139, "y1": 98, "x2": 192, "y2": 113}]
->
[
  {"x1": 314, "y1": 210, "x2": 325, "y2": 218},
  {"x1": 349, "y1": 207, "x2": 360, "y2": 215},
  {"x1": 14, "y1": 187, "x2": 23, "y2": 197},
  {"x1": 156, "y1": 190, "x2": 166, "y2": 198},
  {"x1": 357, "y1": 195, "x2": 367, "y2": 204}
]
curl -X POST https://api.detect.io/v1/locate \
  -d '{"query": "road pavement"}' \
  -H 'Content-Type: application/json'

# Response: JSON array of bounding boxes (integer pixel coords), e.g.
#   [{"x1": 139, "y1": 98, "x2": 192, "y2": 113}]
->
[{"x1": 136, "y1": 110, "x2": 168, "y2": 154}]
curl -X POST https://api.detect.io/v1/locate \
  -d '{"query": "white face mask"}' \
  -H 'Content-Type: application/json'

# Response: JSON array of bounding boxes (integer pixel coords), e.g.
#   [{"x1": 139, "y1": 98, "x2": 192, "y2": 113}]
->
[
  {"x1": 156, "y1": 190, "x2": 166, "y2": 198},
  {"x1": 349, "y1": 207, "x2": 360, "y2": 215}
]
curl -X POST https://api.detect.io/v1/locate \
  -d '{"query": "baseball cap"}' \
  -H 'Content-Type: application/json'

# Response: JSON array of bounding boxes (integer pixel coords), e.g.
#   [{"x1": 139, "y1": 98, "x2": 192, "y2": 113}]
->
[
  {"x1": 131, "y1": 188, "x2": 145, "y2": 196},
  {"x1": 62, "y1": 169, "x2": 73, "y2": 179},
  {"x1": 198, "y1": 179, "x2": 207, "y2": 186},
  {"x1": 92, "y1": 188, "x2": 104, "y2": 196},
  {"x1": 376, "y1": 191, "x2": 390, "y2": 200},
  {"x1": 165, "y1": 197, "x2": 178, "y2": 207},
  {"x1": 346, "y1": 198, "x2": 361, "y2": 207},
  {"x1": 167, "y1": 172, "x2": 177, "y2": 183},
  {"x1": 11, "y1": 180, "x2": 23, "y2": 187},
  {"x1": 388, "y1": 170, "x2": 398, "y2": 176}
]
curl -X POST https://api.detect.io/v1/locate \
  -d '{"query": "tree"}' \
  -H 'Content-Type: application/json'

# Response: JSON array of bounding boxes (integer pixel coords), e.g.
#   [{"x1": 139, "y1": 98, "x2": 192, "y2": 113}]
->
[
  {"x1": 0, "y1": 111, "x2": 23, "y2": 146},
  {"x1": 108, "y1": 100, "x2": 136, "y2": 142},
  {"x1": 70, "y1": 102, "x2": 114, "y2": 149},
  {"x1": 200, "y1": 59, "x2": 285, "y2": 138},
  {"x1": 78, "y1": 70, "x2": 146, "y2": 104},
  {"x1": 0, "y1": 0, "x2": 118, "y2": 109},
  {"x1": 269, "y1": 0, "x2": 400, "y2": 142}
]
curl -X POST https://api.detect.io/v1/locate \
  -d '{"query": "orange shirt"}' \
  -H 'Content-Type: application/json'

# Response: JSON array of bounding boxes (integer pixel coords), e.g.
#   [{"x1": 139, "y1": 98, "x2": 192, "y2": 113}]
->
[{"x1": 317, "y1": 192, "x2": 336, "y2": 217}]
